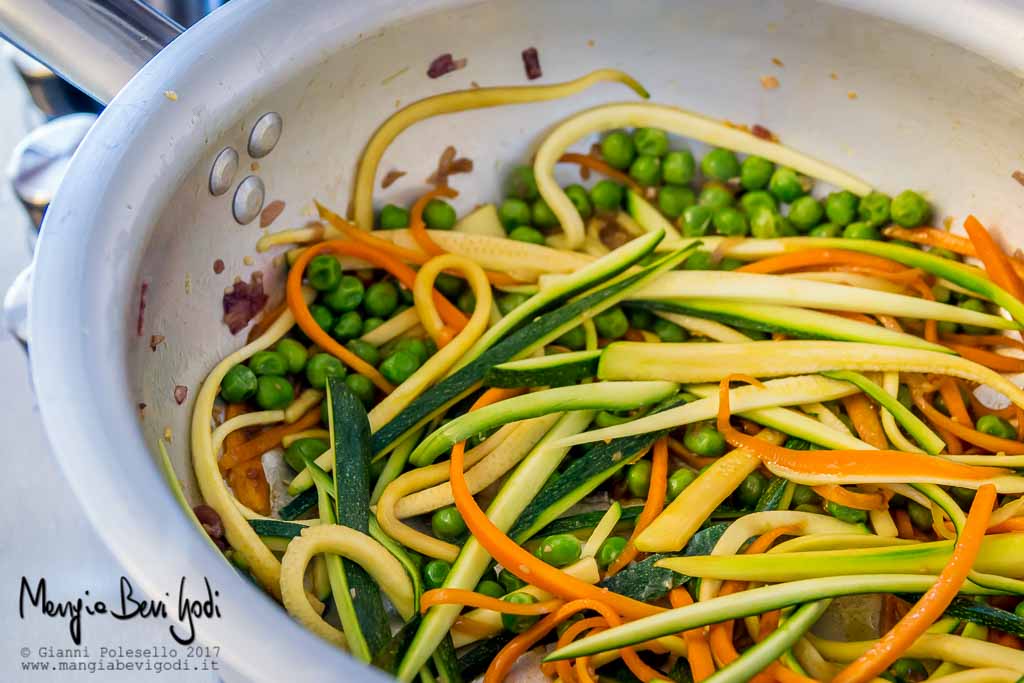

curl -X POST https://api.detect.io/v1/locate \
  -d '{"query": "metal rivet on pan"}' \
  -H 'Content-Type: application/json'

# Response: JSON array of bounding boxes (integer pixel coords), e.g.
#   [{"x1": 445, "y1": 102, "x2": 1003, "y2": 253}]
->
[
  {"x1": 232, "y1": 175, "x2": 265, "y2": 225},
  {"x1": 247, "y1": 112, "x2": 282, "y2": 158},
  {"x1": 209, "y1": 146, "x2": 239, "y2": 196}
]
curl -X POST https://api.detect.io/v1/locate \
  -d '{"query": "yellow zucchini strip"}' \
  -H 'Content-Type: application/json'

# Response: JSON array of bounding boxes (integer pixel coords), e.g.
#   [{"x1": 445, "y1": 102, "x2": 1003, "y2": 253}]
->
[
  {"x1": 395, "y1": 414, "x2": 562, "y2": 518},
  {"x1": 255, "y1": 223, "x2": 326, "y2": 252},
  {"x1": 793, "y1": 638, "x2": 841, "y2": 681},
  {"x1": 635, "y1": 431, "x2": 786, "y2": 553},
  {"x1": 927, "y1": 669, "x2": 1022, "y2": 683},
  {"x1": 784, "y1": 270, "x2": 908, "y2": 294},
  {"x1": 534, "y1": 102, "x2": 871, "y2": 248},
  {"x1": 580, "y1": 503, "x2": 623, "y2": 559},
  {"x1": 284, "y1": 389, "x2": 323, "y2": 423},
  {"x1": 599, "y1": 341, "x2": 1024, "y2": 410},
  {"x1": 210, "y1": 410, "x2": 285, "y2": 457},
  {"x1": 360, "y1": 307, "x2": 422, "y2": 347},
  {"x1": 803, "y1": 401, "x2": 854, "y2": 436},
  {"x1": 375, "y1": 417, "x2": 557, "y2": 562},
  {"x1": 352, "y1": 69, "x2": 648, "y2": 230},
  {"x1": 869, "y1": 508, "x2": 900, "y2": 538},
  {"x1": 190, "y1": 289, "x2": 315, "y2": 598},
  {"x1": 806, "y1": 633, "x2": 1024, "y2": 673},
  {"x1": 880, "y1": 373, "x2": 925, "y2": 453},
  {"x1": 770, "y1": 534, "x2": 913, "y2": 554},
  {"x1": 280, "y1": 525, "x2": 415, "y2": 648},
  {"x1": 654, "y1": 310, "x2": 754, "y2": 343},
  {"x1": 281, "y1": 429, "x2": 330, "y2": 448}
]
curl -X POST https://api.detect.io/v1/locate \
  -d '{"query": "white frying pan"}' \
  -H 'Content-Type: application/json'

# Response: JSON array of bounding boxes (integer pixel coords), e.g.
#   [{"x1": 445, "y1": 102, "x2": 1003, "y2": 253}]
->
[{"x1": 3, "y1": 1, "x2": 1024, "y2": 679}]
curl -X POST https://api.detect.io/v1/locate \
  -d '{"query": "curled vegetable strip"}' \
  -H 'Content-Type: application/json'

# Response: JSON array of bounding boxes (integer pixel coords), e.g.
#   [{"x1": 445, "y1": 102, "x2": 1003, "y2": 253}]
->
[
  {"x1": 352, "y1": 69, "x2": 648, "y2": 230},
  {"x1": 534, "y1": 103, "x2": 871, "y2": 248},
  {"x1": 808, "y1": 632, "x2": 1024, "y2": 676},
  {"x1": 279, "y1": 525, "x2": 415, "y2": 648},
  {"x1": 190, "y1": 291, "x2": 313, "y2": 598},
  {"x1": 210, "y1": 410, "x2": 285, "y2": 460}
]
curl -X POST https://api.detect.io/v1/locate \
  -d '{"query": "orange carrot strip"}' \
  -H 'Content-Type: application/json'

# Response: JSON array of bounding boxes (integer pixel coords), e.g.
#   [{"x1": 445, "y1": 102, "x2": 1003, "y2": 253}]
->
[
  {"x1": 452, "y1": 391, "x2": 662, "y2": 621},
  {"x1": 227, "y1": 459, "x2": 271, "y2": 515},
  {"x1": 823, "y1": 310, "x2": 880, "y2": 326},
  {"x1": 757, "y1": 609, "x2": 781, "y2": 641},
  {"x1": 670, "y1": 588, "x2": 715, "y2": 681},
  {"x1": 223, "y1": 403, "x2": 249, "y2": 450},
  {"x1": 967, "y1": 391, "x2": 1019, "y2": 421},
  {"x1": 605, "y1": 437, "x2": 669, "y2": 577},
  {"x1": 315, "y1": 200, "x2": 428, "y2": 263},
  {"x1": 875, "y1": 315, "x2": 903, "y2": 332},
  {"x1": 842, "y1": 394, "x2": 889, "y2": 449},
  {"x1": 882, "y1": 226, "x2": 1024, "y2": 281},
  {"x1": 559, "y1": 153, "x2": 644, "y2": 193},
  {"x1": 986, "y1": 517, "x2": 1024, "y2": 533},
  {"x1": 555, "y1": 617, "x2": 607, "y2": 683},
  {"x1": 218, "y1": 408, "x2": 321, "y2": 472},
  {"x1": 738, "y1": 249, "x2": 909, "y2": 275},
  {"x1": 419, "y1": 588, "x2": 562, "y2": 615},
  {"x1": 246, "y1": 300, "x2": 289, "y2": 343},
  {"x1": 910, "y1": 382, "x2": 1024, "y2": 454},
  {"x1": 833, "y1": 484, "x2": 997, "y2": 683},
  {"x1": 988, "y1": 630, "x2": 1024, "y2": 649},
  {"x1": 939, "y1": 378, "x2": 973, "y2": 427},
  {"x1": 812, "y1": 484, "x2": 888, "y2": 511},
  {"x1": 715, "y1": 376, "x2": 1006, "y2": 480},
  {"x1": 942, "y1": 333, "x2": 1024, "y2": 350},
  {"x1": 409, "y1": 186, "x2": 458, "y2": 257},
  {"x1": 947, "y1": 344, "x2": 1024, "y2": 373},
  {"x1": 892, "y1": 509, "x2": 916, "y2": 539},
  {"x1": 964, "y1": 215, "x2": 1024, "y2": 302}
]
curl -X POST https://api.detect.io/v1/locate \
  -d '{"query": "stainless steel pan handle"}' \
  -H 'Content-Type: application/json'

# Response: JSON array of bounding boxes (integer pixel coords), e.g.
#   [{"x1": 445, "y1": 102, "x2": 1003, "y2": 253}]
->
[
  {"x1": 0, "y1": 0, "x2": 183, "y2": 105},
  {"x1": 0, "y1": 0, "x2": 183, "y2": 346}
]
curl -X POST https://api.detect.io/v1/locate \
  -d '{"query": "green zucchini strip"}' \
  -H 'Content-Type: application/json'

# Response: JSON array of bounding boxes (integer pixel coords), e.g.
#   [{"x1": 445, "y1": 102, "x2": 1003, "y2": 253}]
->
[
  {"x1": 620, "y1": 270, "x2": 1016, "y2": 329},
  {"x1": 938, "y1": 598, "x2": 1024, "y2": 638},
  {"x1": 408, "y1": 380, "x2": 678, "y2": 467},
  {"x1": 533, "y1": 102, "x2": 871, "y2": 248},
  {"x1": 598, "y1": 340, "x2": 1024, "y2": 410},
  {"x1": 484, "y1": 349, "x2": 602, "y2": 388},
  {"x1": 805, "y1": 632, "x2": 1024, "y2": 673},
  {"x1": 367, "y1": 517, "x2": 424, "y2": 609},
  {"x1": 653, "y1": 310, "x2": 755, "y2": 342},
  {"x1": 545, "y1": 574, "x2": 1000, "y2": 661},
  {"x1": 624, "y1": 190, "x2": 685, "y2": 242},
  {"x1": 396, "y1": 411, "x2": 593, "y2": 682},
  {"x1": 554, "y1": 375, "x2": 858, "y2": 448},
  {"x1": 370, "y1": 429, "x2": 421, "y2": 505},
  {"x1": 879, "y1": 372, "x2": 927, "y2": 453},
  {"x1": 702, "y1": 600, "x2": 831, "y2": 683},
  {"x1": 663, "y1": 533, "x2": 1024, "y2": 585},
  {"x1": 640, "y1": 299, "x2": 949, "y2": 352},
  {"x1": 580, "y1": 503, "x2": 623, "y2": 559},
  {"x1": 769, "y1": 534, "x2": 913, "y2": 553},
  {"x1": 822, "y1": 370, "x2": 945, "y2": 454}
]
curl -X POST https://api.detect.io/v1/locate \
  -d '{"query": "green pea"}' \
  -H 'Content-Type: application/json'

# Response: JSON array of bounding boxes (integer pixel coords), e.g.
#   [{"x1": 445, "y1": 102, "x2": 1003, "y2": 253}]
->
[
  {"x1": 719, "y1": 257, "x2": 744, "y2": 271},
  {"x1": 591, "y1": 180, "x2": 625, "y2": 212},
  {"x1": 256, "y1": 375, "x2": 293, "y2": 410},
  {"x1": 362, "y1": 317, "x2": 384, "y2": 335},
  {"x1": 600, "y1": 131, "x2": 636, "y2": 169},
  {"x1": 778, "y1": 217, "x2": 799, "y2": 236},
  {"x1": 394, "y1": 338, "x2": 429, "y2": 364},
  {"x1": 652, "y1": 318, "x2": 687, "y2": 342},
  {"x1": 595, "y1": 536, "x2": 627, "y2": 568},
  {"x1": 345, "y1": 339, "x2": 379, "y2": 367},
  {"x1": 284, "y1": 437, "x2": 328, "y2": 472},
  {"x1": 273, "y1": 339, "x2": 308, "y2": 374},
  {"x1": 307, "y1": 255, "x2": 343, "y2": 292},
  {"x1": 499, "y1": 198, "x2": 532, "y2": 228},
  {"x1": 768, "y1": 167, "x2": 808, "y2": 203},
  {"x1": 363, "y1": 281, "x2": 399, "y2": 318},
  {"x1": 498, "y1": 292, "x2": 530, "y2": 316},
  {"x1": 858, "y1": 191, "x2": 891, "y2": 228},
  {"x1": 220, "y1": 364, "x2": 258, "y2": 403},
  {"x1": 508, "y1": 226, "x2": 546, "y2": 245},
  {"x1": 809, "y1": 223, "x2": 841, "y2": 237},
  {"x1": 824, "y1": 191, "x2": 859, "y2": 226},
  {"x1": 529, "y1": 198, "x2": 557, "y2": 229},
  {"x1": 739, "y1": 190, "x2": 777, "y2": 214},
  {"x1": 331, "y1": 310, "x2": 363, "y2": 341},
  {"x1": 628, "y1": 308, "x2": 654, "y2": 331},
  {"x1": 792, "y1": 485, "x2": 819, "y2": 507},
  {"x1": 740, "y1": 156, "x2": 774, "y2": 190},
  {"x1": 701, "y1": 148, "x2": 741, "y2": 181},
  {"x1": 684, "y1": 424, "x2": 727, "y2": 457},
  {"x1": 321, "y1": 275, "x2": 364, "y2": 313},
  {"x1": 476, "y1": 580, "x2": 505, "y2": 600},
  {"x1": 306, "y1": 353, "x2": 346, "y2": 389},
  {"x1": 399, "y1": 284, "x2": 415, "y2": 305},
  {"x1": 535, "y1": 533, "x2": 582, "y2": 567},
  {"x1": 505, "y1": 166, "x2": 538, "y2": 200},
  {"x1": 433, "y1": 273, "x2": 464, "y2": 299},
  {"x1": 633, "y1": 127, "x2": 669, "y2": 156},
  {"x1": 889, "y1": 658, "x2": 927, "y2": 682},
  {"x1": 843, "y1": 221, "x2": 880, "y2": 240},
  {"x1": 663, "y1": 149, "x2": 696, "y2": 185},
  {"x1": 498, "y1": 570, "x2": 526, "y2": 594},
  {"x1": 713, "y1": 207, "x2": 750, "y2": 236},
  {"x1": 344, "y1": 373, "x2": 375, "y2": 407},
  {"x1": 423, "y1": 199, "x2": 456, "y2": 230},
  {"x1": 680, "y1": 205, "x2": 713, "y2": 237},
  {"x1": 889, "y1": 190, "x2": 930, "y2": 228},
  {"x1": 557, "y1": 325, "x2": 586, "y2": 350},
  {"x1": 501, "y1": 593, "x2": 539, "y2": 633},
  {"x1": 379, "y1": 204, "x2": 409, "y2": 229},
  {"x1": 826, "y1": 500, "x2": 868, "y2": 524},
  {"x1": 787, "y1": 196, "x2": 825, "y2": 231},
  {"x1": 594, "y1": 307, "x2": 629, "y2": 340},
  {"x1": 309, "y1": 304, "x2": 335, "y2": 332},
  {"x1": 626, "y1": 460, "x2": 652, "y2": 498},
  {"x1": 594, "y1": 411, "x2": 631, "y2": 428},
  {"x1": 793, "y1": 503, "x2": 821, "y2": 514},
  {"x1": 629, "y1": 154, "x2": 662, "y2": 186},
  {"x1": 667, "y1": 468, "x2": 697, "y2": 501},
  {"x1": 907, "y1": 501, "x2": 932, "y2": 530},
  {"x1": 565, "y1": 184, "x2": 593, "y2": 220},
  {"x1": 653, "y1": 186, "x2": 694, "y2": 220},
  {"x1": 431, "y1": 506, "x2": 467, "y2": 541},
  {"x1": 958, "y1": 299, "x2": 990, "y2": 334},
  {"x1": 748, "y1": 207, "x2": 784, "y2": 239},
  {"x1": 380, "y1": 349, "x2": 420, "y2": 384},
  {"x1": 249, "y1": 350, "x2": 288, "y2": 377},
  {"x1": 950, "y1": 487, "x2": 975, "y2": 509},
  {"x1": 698, "y1": 183, "x2": 734, "y2": 210},
  {"x1": 1015, "y1": 601, "x2": 1024, "y2": 619},
  {"x1": 733, "y1": 471, "x2": 766, "y2": 508},
  {"x1": 456, "y1": 290, "x2": 476, "y2": 314},
  {"x1": 423, "y1": 559, "x2": 451, "y2": 590},
  {"x1": 683, "y1": 250, "x2": 716, "y2": 271},
  {"x1": 976, "y1": 414, "x2": 1015, "y2": 440}
]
